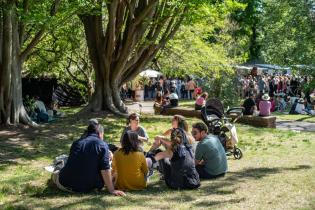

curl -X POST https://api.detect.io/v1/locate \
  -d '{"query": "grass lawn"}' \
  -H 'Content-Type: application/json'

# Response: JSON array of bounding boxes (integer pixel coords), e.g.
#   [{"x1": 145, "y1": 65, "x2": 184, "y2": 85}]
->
[
  {"x1": 178, "y1": 99, "x2": 195, "y2": 108},
  {"x1": 274, "y1": 112, "x2": 315, "y2": 123},
  {"x1": 0, "y1": 109, "x2": 315, "y2": 210},
  {"x1": 179, "y1": 99, "x2": 315, "y2": 123}
]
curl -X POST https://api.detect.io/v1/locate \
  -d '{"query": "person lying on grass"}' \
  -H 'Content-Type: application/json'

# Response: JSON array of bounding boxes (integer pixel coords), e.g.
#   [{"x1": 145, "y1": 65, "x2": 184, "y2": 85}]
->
[
  {"x1": 112, "y1": 131, "x2": 154, "y2": 191},
  {"x1": 149, "y1": 128, "x2": 200, "y2": 189},
  {"x1": 51, "y1": 120, "x2": 125, "y2": 196}
]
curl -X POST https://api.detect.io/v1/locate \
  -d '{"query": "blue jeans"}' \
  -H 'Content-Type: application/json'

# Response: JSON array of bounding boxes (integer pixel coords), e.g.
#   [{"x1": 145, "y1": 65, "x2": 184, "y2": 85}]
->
[
  {"x1": 188, "y1": 90, "x2": 194, "y2": 99},
  {"x1": 150, "y1": 90, "x2": 155, "y2": 99}
]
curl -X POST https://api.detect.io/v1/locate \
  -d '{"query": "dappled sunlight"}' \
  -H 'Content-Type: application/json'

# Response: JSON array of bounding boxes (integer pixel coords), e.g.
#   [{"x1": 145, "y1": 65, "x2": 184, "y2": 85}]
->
[{"x1": 1, "y1": 113, "x2": 315, "y2": 209}]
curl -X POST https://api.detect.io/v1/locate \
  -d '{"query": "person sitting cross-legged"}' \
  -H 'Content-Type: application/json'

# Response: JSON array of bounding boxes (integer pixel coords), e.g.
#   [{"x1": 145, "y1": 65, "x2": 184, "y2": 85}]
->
[
  {"x1": 149, "y1": 115, "x2": 195, "y2": 153},
  {"x1": 192, "y1": 122, "x2": 227, "y2": 179},
  {"x1": 120, "y1": 113, "x2": 149, "y2": 150},
  {"x1": 112, "y1": 131, "x2": 154, "y2": 190},
  {"x1": 149, "y1": 128, "x2": 200, "y2": 189},
  {"x1": 52, "y1": 120, "x2": 125, "y2": 196}
]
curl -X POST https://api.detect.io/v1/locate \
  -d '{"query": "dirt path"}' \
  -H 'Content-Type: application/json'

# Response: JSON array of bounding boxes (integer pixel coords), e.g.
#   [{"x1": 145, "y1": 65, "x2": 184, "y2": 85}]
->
[
  {"x1": 126, "y1": 100, "x2": 155, "y2": 114},
  {"x1": 276, "y1": 120, "x2": 315, "y2": 132},
  {"x1": 126, "y1": 101, "x2": 315, "y2": 132}
]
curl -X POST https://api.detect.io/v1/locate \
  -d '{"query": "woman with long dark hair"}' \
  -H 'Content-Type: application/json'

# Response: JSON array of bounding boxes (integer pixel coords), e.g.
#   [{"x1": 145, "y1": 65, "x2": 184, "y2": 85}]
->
[{"x1": 112, "y1": 131, "x2": 153, "y2": 190}]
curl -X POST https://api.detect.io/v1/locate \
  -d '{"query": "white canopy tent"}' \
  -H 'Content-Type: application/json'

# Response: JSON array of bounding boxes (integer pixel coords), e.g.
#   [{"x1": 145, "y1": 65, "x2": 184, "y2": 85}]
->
[{"x1": 139, "y1": 69, "x2": 162, "y2": 78}]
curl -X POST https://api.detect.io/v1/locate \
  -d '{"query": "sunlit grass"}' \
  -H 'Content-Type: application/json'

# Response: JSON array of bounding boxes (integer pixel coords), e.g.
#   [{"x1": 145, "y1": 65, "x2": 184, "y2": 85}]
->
[
  {"x1": 178, "y1": 99, "x2": 315, "y2": 123},
  {"x1": 0, "y1": 108, "x2": 314, "y2": 209},
  {"x1": 274, "y1": 112, "x2": 315, "y2": 123}
]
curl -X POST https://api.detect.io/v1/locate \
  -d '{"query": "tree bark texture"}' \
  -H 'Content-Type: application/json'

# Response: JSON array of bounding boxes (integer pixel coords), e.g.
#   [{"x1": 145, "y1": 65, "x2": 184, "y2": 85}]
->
[
  {"x1": 80, "y1": 0, "x2": 188, "y2": 114},
  {"x1": 0, "y1": 0, "x2": 60, "y2": 125},
  {"x1": 0, "y1": 3, "x2": 34, "y2": 125}
]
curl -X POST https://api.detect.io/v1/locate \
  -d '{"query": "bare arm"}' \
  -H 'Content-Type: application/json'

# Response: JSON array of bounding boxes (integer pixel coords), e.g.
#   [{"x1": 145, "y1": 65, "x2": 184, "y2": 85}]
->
[
  {"x1": 138, "y1": 135, "x2": 149, "y2": 143},
  {"x1": 101, "y1": 169, "x2": 125, "y2": 196},
  {"x1": 162, "y1": 128, "x2": 172, "y2": 136},
  {"x1": 160, "y1": 138, "x2": 172, "y2": 149},
  {"x1": 195, "y1": 159, "x2": 205, "y2": 165},
  {"x1": 148, "y1": 135, "x2": 172, "y2": 152},
  {"x1": 154, "y1": 150, "x2": 173, "y2": 162}
]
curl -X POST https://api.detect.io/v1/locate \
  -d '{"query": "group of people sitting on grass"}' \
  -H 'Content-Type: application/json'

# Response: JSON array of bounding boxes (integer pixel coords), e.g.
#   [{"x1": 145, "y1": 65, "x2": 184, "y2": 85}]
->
[
  {"x1": 154, "y1": 87, "x2": 209, "y2": 113},
  {"x1": 51, "y1": 113, "x2": 227, "y2": 196},
  {"x1": 242, "y1": 87, "x2": 315, "y2": 116},
  {"x1": 25, "y1": 96, "x2": 65, "y2": 123}
]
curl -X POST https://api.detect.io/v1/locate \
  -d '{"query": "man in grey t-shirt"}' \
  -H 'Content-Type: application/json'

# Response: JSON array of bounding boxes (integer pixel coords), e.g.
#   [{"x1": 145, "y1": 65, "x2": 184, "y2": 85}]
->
[{"x1": 192, "y1": 122, "x2": 227, "y2": 179}]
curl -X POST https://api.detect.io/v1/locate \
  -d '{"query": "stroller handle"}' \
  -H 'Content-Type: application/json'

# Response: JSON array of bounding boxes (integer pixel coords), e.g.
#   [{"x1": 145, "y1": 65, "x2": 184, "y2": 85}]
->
[
  {"x1": 209, "y1": 118, "x2": 221, "y2": 126},
  {"x1": 226, "y1": 107, "x2": 244, "y2": 123},
  {"x1": 226, "y1": 107, "x2": 244, "y2": 115}
]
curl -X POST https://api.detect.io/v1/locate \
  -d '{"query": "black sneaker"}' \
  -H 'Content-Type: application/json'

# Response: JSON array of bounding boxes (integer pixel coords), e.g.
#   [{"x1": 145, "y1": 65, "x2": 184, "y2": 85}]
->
[{"x1": 148, "y1": 168, "x2": 154, "y2": 178}]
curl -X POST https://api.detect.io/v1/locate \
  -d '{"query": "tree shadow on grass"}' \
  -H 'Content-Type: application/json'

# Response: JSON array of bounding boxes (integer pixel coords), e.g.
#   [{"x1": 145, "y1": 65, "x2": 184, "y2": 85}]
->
[
  {"x1": 2, "y1": 164, "x2": 312, "y2": 209},
  {"x1": 0, "y1": 113, "x2": 173, "y2": 170},
  {"x1": 296, "y1": 115, "x2": 315, "y2": 122},
  {"x1": 0, "y1": 112, "x2": 172, "y2": 172},
  {"x1": 195, "y1": 198, "x2": 246, "y2": 207},
  {"x1": 0, "y1": 114, "x2": 125, "y2": 171}
]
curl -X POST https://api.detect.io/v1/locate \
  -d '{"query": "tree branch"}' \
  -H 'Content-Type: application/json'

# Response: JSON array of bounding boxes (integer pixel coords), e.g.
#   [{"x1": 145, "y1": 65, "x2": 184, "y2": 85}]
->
[
  {"x1": 134, "y1": 0, "x2": 158, "y2": 25},
  {"x1": 18, "y1": 0, "x2": 29, "y2": 46},
  {"x1": 120, "y1": 6, "x2": 188, "y2": 84},
  {"x1": 121, "y1": 45, "x2": 158, "y2": 84},
  {"x1": 19, "y1": 0, "x2": 61, "y2": 61},
  {"x1": 20, "y1": 29, "x2": 44, "y2": 61},
  {"x1": 80, "y1": 14, "x2": 107, "y2": 85},
  {"x1": 65, "y1": 56, "x2": 87, "y2": 85},
  {"x1": 159, "y1": 7, "x2": 187, "y2": 48},
  {"x1": 112, "y1": 1, "x2": 158, "y2": 81},
  {"x1": 105, "y1": 0, "x2": 119, "y2": 59}
]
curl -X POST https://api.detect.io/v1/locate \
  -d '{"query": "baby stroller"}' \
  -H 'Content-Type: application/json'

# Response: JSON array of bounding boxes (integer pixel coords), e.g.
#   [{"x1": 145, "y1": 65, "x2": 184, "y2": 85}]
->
[{"x1": 201, "y1": 98, "x2": 244, "y2": 159}]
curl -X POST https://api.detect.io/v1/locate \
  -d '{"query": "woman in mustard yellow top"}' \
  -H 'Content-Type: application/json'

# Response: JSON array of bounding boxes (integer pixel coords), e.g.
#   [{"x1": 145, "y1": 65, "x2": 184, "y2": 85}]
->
[{"x1": 112, "y1": 131, "x2": 150, "y2": 190}]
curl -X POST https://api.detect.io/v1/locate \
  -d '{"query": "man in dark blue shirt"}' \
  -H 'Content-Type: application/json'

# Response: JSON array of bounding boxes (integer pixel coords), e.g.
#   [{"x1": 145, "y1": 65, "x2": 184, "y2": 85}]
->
[{"x1": 53, "y1": 120, "x2": 125, "y2": 196}]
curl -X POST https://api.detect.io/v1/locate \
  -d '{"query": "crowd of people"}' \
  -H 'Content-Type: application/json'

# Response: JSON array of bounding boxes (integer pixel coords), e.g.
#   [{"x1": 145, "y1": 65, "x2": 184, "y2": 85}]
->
[
  {"x1": 49, "y1": 67, "x2": 315, "y2": 196},
  {"x1": 239, "y1": 67, "x2": 315, "y2": 116},
  {"x1": 51, "y1": 114, "x2": 228, "y2": 195},
  {"x1": 121, "y1": 67, "x2": 314, "y2": 116},
  {"x1": 121, "y1": 76, "x2": 200, "y2": 101}
]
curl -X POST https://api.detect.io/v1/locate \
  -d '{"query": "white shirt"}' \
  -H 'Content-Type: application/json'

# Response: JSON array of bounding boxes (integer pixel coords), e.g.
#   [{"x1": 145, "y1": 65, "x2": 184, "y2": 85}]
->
[
  {"x1": 295, "y1": 103, "x2": 305, "y2": 114},
  {"x1": 35, "y1": 100, "x2": 47, "y2": 113},
  {"x1": 169, "y1": 93, "x2": 179, "y2": 100}
]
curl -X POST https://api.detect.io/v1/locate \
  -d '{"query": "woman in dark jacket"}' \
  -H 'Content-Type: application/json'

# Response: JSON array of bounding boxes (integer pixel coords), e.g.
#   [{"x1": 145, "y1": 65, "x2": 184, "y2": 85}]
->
[{"x1": 149, "y1": 128, "x2": 200, "y2": 189}]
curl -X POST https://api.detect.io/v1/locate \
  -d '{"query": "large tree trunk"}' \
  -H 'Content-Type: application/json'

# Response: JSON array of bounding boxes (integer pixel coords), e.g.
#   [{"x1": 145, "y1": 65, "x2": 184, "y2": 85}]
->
[
  {"x1": 0, "y1": 0, "x2": 60, "y2": 126},
  {"x1": 81, "y1": 15, "x2": 127, "y2": 115},
  {"x1": 0, "y1": 3, "x2": 35, "y2": 126},
  {"x1": 80, "y1": 1, "x2": 187, "y2": 115}
]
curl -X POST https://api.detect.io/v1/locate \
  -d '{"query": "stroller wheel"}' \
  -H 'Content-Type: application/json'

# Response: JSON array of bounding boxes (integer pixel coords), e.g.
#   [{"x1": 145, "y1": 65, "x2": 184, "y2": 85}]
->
[{"x1": 233, "y1": 147, "x2": 243, "y2": 159}]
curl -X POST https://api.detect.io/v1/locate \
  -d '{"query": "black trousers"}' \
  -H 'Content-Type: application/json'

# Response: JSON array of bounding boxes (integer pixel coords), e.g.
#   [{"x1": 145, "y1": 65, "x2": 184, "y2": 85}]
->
[
  {"x1": 158, "y1": 159, "x2": 173, "y2": 187},
  {"x1": 195, "y1": 165, "x2": 225, "y2": 179}
]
